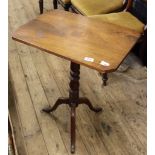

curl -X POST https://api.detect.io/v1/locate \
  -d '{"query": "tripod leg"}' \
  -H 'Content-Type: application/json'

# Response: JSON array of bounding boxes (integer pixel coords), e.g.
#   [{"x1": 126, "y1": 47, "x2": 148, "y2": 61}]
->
[
  {"x1": 71, "y1": 106, "x2": 76, "y2": 153},
  {"x1": 39, "y1": 0, "x2": 43, "y2": 14},
  {"x1": 79, "y1": 97, "x2": 102, "y2": 112},
  {"x1": 42, "y1": 97, "x2": 69, "y2": 113}
]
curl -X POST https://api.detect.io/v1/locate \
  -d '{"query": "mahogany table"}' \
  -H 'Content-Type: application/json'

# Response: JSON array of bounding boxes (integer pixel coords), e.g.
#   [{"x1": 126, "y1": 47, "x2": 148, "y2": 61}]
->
[{"x1": 12, "y1": 10, "x2": 140, "y2": 153}]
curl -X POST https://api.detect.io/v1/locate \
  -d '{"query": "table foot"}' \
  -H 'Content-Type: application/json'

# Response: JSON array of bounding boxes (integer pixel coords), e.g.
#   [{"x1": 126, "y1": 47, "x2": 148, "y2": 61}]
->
[
  {"x1": 42, "y1": 97, "x2": 69, "y2": 113},
  {"x1": 79, "y1": 97, "x2": 102, "y2": 112}
]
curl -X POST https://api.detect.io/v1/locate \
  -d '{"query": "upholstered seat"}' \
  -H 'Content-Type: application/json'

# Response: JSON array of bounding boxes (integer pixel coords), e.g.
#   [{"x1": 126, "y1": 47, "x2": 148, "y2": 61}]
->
[
  {"x1": 71, "y1": 0, "x2": 124, "y2": 16},
  {"x1": 89, "y1": 12, "x2": 144, "y2": 33}
]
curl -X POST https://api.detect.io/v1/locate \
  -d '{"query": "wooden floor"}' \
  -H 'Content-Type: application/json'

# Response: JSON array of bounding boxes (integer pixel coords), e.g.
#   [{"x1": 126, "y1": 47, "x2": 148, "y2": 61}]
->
[{"x1": 8, "y1": 0, "x2": 147, "y2": 155}]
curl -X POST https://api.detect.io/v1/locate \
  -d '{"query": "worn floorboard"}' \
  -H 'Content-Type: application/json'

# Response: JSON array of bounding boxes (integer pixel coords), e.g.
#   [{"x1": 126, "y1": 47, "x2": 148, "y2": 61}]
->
[{"x1": 8, "y1": 0, "x2": 147, "y2": 154}]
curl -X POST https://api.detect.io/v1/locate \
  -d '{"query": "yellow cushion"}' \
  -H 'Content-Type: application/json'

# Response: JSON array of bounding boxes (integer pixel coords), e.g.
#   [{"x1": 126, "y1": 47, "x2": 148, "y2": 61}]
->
[
  {"x1": 71, "y1": 0, "x2": 124, "y2": 16},
  {"x1": 60, "y1": 0, "x2": 71, "y2": 4},
  {"x1": 89, "y1": 12, "x2": 145, "y2": 33}
]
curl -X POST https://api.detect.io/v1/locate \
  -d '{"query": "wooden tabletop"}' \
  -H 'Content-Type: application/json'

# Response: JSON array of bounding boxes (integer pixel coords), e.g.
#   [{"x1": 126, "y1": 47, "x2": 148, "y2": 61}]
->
[{"x1": 12, "y1": 10, "x2": 140, "y2": 73}]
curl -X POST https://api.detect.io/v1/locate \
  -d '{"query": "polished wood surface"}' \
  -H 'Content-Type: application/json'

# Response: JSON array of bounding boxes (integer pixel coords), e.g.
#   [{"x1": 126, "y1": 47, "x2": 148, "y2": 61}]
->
[{"x1": 12, "y1": 10, "x2": 140, "y2": 73}]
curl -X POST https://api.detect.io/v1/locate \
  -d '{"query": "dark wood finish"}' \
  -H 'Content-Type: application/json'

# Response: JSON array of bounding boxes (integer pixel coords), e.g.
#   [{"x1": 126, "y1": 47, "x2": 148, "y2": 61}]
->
[
  {"x1": 12, "y1": 10, "x2": 140, "y2": 74},
  {"x1": 69, "y1": 62, "x2": 80, "y2": 106},
  {"x1": 71, "y1": 106, "x2": 76, "y2": 153},
  {"x1": 64, "y1": 4, "x2": 70, "y2": 11},
  {"x1": 125, "y1": 0, "x2": 133, "y2": 11},
  {"x1": 78, "y1": 97, "x2": 102, "y2": 112},
  {"x1": 69, "y1": 62, "x2": 79, "y2": 153},
  {"x1": 42, "y1": 61, "x2": 102, "y2": 153},
  {"x1": 102, "y1": 73, "x2": 108, "y2": 86},
  {"x1": 39, "y1": 0, "x2": 43, "y2": 14},
  {"x1": 42, "y1": 97, "x2": 69, "y2": 112},
  {"x1": 53, "y1": 0, "x2": 58, "y2": 9},
  {"x1": 139, "y1": 28, "x2": 147, "y2": 66}
]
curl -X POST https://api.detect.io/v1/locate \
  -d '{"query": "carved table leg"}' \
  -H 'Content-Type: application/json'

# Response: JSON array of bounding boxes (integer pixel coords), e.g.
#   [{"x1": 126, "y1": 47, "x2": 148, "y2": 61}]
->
[
  {"x1": 39, "y1": 0, "x2": 43, "y2": 14},
  {"x1": 79, "y1": 97, "x2": 102, "y2": 112},
  {"x1": 42, "y1": 97, "x2": 69, "y2": 113},
  {"x1": 69, "y1": 62, "x2": 80, "y2": 153},
  {"x1": 42, "y1": 61, "x2": 102, "y2": 153}
]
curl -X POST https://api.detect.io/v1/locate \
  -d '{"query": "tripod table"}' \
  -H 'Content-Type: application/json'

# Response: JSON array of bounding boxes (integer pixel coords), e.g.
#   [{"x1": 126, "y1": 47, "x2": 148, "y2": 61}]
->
[{"x1": 12, "y1": 10, "x2": 140, "y2": 153}]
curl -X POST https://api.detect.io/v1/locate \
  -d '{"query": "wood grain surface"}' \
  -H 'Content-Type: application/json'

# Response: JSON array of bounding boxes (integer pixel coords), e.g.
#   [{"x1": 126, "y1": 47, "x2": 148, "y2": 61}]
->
[{"x1": 12, "y1": 10, "x2": 140, "y2": 73}]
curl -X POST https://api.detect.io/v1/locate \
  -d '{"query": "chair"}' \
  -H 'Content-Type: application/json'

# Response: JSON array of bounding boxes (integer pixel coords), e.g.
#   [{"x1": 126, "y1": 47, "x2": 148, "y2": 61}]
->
[
  {"x1": 89, "y1": 0, "x2": 146, "y2": 85},
  {"x1": 71, "y1": 0, "x2": 126, "y2": 16},
  {"x1": 70, "y1": 0, "x2": 128, "y2": 86},
  {"x1": 39, "y1": 0, "x2": 71, "y2": 14}
]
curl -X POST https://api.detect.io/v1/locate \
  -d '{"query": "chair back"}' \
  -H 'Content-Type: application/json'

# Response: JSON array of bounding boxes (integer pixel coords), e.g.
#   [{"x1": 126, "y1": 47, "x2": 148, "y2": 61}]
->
[{"x1": 124, "y1": 0, "x2": 133, "y2": 11}]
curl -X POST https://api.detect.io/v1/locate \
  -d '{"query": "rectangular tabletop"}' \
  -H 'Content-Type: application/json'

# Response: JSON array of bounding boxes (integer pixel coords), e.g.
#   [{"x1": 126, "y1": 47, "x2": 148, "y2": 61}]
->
[{"x1": 12, "y1": 10, "x2": 140, "y2": 73}]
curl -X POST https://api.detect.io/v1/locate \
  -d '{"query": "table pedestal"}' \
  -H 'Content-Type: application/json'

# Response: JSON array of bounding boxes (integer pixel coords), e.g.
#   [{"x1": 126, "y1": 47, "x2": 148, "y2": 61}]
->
[{"x1": 42, "y1": 61, "x2": 102, "y2": 153}]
